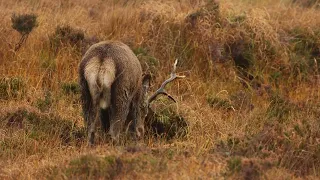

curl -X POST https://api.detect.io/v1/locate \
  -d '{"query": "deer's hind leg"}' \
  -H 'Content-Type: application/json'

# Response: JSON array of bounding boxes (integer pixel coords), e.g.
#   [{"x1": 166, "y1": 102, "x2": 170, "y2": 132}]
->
[
  {"x1": 109, "y1": 85, "x2": 131, "y2": 142},
  {"x1": 126, "y1": 95, "x2": 143, "y2": 139},
  {"x1": 84, "y1": 57, "x2": 115, "y2": 145},
  {"x1": 84, "y1": 57, "x2": 101, "y2": 145}
]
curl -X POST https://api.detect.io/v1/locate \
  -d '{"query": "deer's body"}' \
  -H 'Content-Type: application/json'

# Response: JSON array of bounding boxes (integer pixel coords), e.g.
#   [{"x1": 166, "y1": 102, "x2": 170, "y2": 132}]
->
[
  {"x1": 79, "y1": 41, "x2": 148, "y2": 144},
  {"x1": 80, "y1": 41, "x2": 185, "y2": 145}
]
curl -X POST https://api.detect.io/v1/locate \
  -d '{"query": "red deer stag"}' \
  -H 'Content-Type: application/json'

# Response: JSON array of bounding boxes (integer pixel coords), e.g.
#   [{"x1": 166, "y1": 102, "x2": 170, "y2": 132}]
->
[{"x1": 79, "y1": 41, "x2": 185, "y2": 145}]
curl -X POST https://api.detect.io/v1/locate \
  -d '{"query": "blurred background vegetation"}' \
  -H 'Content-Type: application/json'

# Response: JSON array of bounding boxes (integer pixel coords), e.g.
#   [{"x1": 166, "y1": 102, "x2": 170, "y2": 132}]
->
[{"x1": 0, "y1": 0, "x2": 319, "y2": 179}]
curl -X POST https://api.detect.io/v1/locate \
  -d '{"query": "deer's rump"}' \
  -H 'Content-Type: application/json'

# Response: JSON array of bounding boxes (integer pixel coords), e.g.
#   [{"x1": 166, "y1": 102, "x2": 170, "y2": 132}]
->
[{"x1": 84, "y1": 56, "x2": 116, "y2": 110}]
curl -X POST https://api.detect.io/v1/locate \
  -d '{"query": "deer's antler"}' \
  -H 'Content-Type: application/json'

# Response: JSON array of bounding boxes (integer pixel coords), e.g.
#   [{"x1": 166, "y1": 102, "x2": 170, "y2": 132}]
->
[{"x1": 147, "y1": 59, "x2": 185, "y2": 105}]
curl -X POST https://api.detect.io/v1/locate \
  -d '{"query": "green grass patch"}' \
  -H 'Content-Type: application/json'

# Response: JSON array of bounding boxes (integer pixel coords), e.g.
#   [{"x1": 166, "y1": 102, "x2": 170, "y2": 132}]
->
[
  {"x1": 0, "y1": 77, "x2": 26, "y2": 100},
  {"x1": 266, "y1": 93, "x2": 295, "y2": 123},
  {"x1": 146, "y1": 104, "x2": 188, "y2": 140},
  {"x1": 0, "y1": 107, "x2": 85, "y2": 160},
  {"x1": 61, "y1": 82, "x2": 80, "y2": 95},
  {"x1": 44, "y1": 153, "x2": 168, "y2": 179}
]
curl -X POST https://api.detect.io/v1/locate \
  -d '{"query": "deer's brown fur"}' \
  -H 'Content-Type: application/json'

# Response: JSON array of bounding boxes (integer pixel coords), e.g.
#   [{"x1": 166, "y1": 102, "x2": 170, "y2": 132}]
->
[{"x1": 79, "y1": 41, "x2": 150, "y2": 144}]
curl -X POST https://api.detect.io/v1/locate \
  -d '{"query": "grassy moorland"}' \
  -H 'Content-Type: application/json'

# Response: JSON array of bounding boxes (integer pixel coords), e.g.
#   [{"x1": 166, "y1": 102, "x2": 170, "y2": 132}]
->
[{"x1": 0, "y1": 0, "x2": 319, "y2": 179}]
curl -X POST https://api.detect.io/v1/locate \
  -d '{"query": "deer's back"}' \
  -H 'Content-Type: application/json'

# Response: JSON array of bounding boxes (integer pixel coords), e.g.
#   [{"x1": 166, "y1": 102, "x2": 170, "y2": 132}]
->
[{"x1": 80, "y1": 41, "x2": 143, "y2": 98}]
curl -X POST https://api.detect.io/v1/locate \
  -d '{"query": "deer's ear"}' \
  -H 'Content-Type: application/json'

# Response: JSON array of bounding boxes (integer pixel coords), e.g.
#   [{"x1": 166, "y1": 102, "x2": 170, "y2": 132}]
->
[{"x1": 142, "y1": 73, "x2": 151, "y2": 91}]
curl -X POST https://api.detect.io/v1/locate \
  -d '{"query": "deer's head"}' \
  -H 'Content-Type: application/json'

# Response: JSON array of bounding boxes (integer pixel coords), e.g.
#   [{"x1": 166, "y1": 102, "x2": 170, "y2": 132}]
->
[{"x1": 136, "y1": 59, "x2": 185, "y2": 138}]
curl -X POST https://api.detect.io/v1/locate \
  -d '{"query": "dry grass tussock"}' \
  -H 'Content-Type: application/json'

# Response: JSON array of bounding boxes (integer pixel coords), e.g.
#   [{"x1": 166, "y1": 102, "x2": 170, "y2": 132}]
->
[{"x1": 0, "y1": 0, "x2": 320, "y2": 179}]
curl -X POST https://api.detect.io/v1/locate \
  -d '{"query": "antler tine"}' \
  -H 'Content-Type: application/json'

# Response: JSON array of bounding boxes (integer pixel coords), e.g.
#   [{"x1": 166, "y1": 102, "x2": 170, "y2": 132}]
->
[{"x1": 147, "y1": 59, "x2": 185, "y2": 105}]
